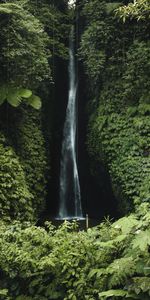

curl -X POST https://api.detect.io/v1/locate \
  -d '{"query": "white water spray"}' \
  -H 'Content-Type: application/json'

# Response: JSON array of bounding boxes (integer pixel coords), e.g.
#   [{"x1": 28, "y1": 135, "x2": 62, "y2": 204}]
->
[{"x1": 58, "y1": 26, "x2": 83, "y2": 219}]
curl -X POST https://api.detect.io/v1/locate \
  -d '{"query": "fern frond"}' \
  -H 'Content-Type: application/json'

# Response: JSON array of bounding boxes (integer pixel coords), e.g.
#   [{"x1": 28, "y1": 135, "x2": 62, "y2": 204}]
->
[
  {"x1": 107, "y1": 257, "x2": 136, "y2": 288},
  {"x1": 88, "y1": 268, "x2": 106, "y2": 279},
  {"x1": 99, "y1": 289, "x2": 127, "y2": 299},
  {"x1": 98, "y1": 289, "x2": 143, "y2": 299},
  {"x1": 132, "y1": 230, "x2": 150, "y2": 252},
  {"x1": 128, "y1": 277, "x2": 150, "y2": 296},
  {"x1": 113, "y1": 215, "x2": 138, "y2": 235}
]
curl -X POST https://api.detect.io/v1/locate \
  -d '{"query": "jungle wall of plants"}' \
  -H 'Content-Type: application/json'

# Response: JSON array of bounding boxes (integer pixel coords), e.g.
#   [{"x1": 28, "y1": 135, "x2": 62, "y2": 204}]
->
[
  {"x1": 0, "y1": 1, "x2": 150, "y2": 299},
  {"x1": 0, "y1": 0, "x2": 69, "y2": 221},
  {"x1": 78, "y1": 0, "x2": 150, "y2": 214}
]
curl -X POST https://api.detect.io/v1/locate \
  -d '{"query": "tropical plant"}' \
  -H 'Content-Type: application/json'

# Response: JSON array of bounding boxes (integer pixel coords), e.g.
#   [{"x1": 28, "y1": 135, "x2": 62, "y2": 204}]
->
[
  {"x1": 0, "y1": 133, "x2": 34, "y2": 222},
  {"x1": 0, "y1": 85, "x2": 41, "y2": 109},
  {"x1": 79, "y1": 0, "x2": 150, "y2": 213},
  {"x1": 0, "y1": 206, "x2": 150, "y2": 299},
  {"x1": 116, "y1": 0, "x2": 150, "y2": 21},
  {"x1": 0, "y1": 1, "x2": 51, "y2": 88}
]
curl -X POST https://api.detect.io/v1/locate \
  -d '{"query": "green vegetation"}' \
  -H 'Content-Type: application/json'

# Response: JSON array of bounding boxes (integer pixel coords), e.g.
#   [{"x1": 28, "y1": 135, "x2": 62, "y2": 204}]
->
[
  {"x1": 0, "y1": 106, "x2": 48, "y2": 221},
  {"x1": 0, "y1": 1, "x2": 50, "y2": 88},
  {"x1": 0, "y1": 0, "x2": 68, "y2": 220},
  {"x1": 0, "y1": 85, "x2": 41, "y2": 109},
  {"x1": 0, "y1": 132, "x2": 33, "y2": 221},
  {"x1": 79, "y1": 0, "x2": 150, "y2": 213},
  {"x1": 117, "y1": 0, "x2": 150, "y2": 21},
  {"x1": 0, "y1": 0, "x2": 149, "y2": 299},
  {"x1": 0, "y1": 204, "x2": 150, "y2": 299},
  {"x1": 13, "y1": 107, "x2": 48, "y2": 217}
]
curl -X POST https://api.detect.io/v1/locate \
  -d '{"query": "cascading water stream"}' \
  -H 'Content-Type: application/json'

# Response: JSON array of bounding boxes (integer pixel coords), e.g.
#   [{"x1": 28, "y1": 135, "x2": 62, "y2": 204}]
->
[{"x1": 58, "y1": 26, "x2": 83, "y2": 219}]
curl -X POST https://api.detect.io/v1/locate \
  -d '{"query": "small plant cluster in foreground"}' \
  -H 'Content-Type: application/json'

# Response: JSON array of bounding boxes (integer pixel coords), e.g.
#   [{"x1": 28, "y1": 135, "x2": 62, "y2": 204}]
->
[{"x1": 0, "y1": 203, "x2": 150, "y2": 300}]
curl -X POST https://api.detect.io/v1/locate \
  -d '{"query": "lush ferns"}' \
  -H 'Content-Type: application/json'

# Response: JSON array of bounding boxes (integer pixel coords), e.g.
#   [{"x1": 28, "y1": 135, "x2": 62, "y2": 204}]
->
[{"x1": 0, "y1": 205, "x2": 150, "y2": 299}]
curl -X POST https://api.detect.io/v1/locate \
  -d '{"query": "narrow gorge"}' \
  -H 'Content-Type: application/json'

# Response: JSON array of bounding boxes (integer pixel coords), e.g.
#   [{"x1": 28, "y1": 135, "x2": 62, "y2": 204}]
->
[{"x1": 0, "y1": 0, "x2": 149, "y2": 299}]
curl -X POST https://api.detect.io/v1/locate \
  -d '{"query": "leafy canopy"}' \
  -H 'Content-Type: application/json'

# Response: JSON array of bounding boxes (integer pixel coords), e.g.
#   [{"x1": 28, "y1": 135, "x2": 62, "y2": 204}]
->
[{"x1": 0, "y1": 1, "x2": 51, "y2": 88}]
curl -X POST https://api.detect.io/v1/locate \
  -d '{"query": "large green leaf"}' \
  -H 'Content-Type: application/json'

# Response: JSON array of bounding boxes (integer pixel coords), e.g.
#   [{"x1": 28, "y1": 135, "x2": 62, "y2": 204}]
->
[
  {"x1": 0, "y1": 85, "x2": 41, "y2": 109},
  {"x1": 27, "y1": 95, "x2": 42, "y2": 110},
  {"x1": 0, "y1": 289, "x2": 8, "y2": 296},
  {"x1": 18, "y1": 88, "x2": 32, "y2": 98},
  {"x1": 7, "y1": 88, "x2": 22, "y2": 107}
]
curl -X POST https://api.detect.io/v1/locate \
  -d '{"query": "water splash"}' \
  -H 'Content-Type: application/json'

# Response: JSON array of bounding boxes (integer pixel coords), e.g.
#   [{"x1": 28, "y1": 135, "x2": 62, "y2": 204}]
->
[{"x1": 58, "y1": 26, "x2": 83, "y2": 219}]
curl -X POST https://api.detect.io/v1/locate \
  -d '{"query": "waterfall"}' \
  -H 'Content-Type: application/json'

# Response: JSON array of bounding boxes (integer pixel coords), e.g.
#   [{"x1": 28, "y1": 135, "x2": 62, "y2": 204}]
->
[{"x1": 58, "y1": 26, "x2": 83, "y2": 219}]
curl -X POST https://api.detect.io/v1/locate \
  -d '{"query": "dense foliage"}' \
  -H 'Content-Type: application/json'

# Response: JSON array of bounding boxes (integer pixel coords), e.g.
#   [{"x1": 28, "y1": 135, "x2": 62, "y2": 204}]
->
[
  {"x1": 79, "y1": 0, "x2": 150, "y2": 213},
  {"x1": 0, "y1": 0, "x2": 149, "y2": 299},
  {"x1": 0, "y1": 1, "x2": 50, "y2": 88},
  {"x1": 0, "y1": 0, "x2": 69, "y2": 220},
  {"x1": 0, "y1": 105, "x2": 48, "y2": 221},
  {"x1": 13, "y1": 107, "x2": 48, "y2": 217},
  {"x1": 0, "y1": 132, "x2": 33, "y2": 221},
  {"x1": 117, "y1": 0, "x2": 150, "y2": 21},
  {"x1": 0, "y1": 203, "x2": 150, "y2": 299}
]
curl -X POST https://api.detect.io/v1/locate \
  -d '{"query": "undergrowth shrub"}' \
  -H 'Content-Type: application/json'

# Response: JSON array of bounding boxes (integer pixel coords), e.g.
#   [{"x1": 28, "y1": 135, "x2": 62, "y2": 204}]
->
[{"x1": 0, "y1": 204, "x2": 150, "y2": 299}]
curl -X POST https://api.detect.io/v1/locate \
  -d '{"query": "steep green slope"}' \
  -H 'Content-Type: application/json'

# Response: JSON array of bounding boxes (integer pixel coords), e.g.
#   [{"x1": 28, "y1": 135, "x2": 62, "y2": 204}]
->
[
  {"x1": 0, "y1": 0, "x2": 69, "y2": 221},
  {"x1": 79, "y1": 0, "x2": 150, "y2": 213},
  {"x1": 0, "y1": 132, "x2": 33, "y2": 221},
  {"x1": 9, "y1": 107, "x2": 48, "y2": 218}
]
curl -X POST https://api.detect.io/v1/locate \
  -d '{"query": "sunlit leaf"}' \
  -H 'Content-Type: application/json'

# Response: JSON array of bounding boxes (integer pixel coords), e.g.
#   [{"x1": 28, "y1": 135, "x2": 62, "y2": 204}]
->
[
  {"x1": 99, "y1": 289, "x2": 127, "y2": 299},
  {"x1": 7, "y1": 88, "x2": 22, "y2": 107},
  {"x1": 132, "y1": 230, "x2": 150, "y2": 251},
  {"x1": 27, "y1": 95, "x2": 42, "y2": 110},
  {"x1": 18, "y1": 88, "x2": 32, "y2": 98}
]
